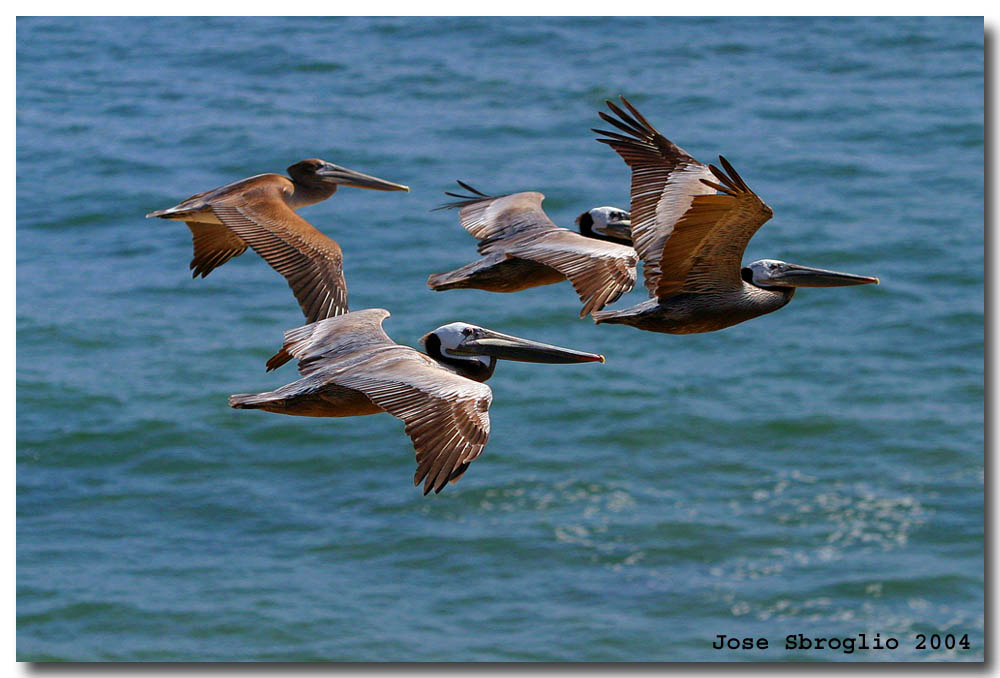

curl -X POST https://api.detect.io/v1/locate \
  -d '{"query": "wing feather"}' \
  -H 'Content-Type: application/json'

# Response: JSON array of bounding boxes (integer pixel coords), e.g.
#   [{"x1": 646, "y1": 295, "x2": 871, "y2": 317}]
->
[
  {"x1": 436, "y1": 183, "x2": 559, "y2": 243},
  {"x1": 184, "y1": 221, "x2": 248, "y2": 278},
  {"x1": 596, "y1": 97, "x2": 774, "y2": 300},
  {"x1": 485, "y1": 230, "x2": 638, "y2": 317},
  {"x1": 211, "y1": 187, "x2": 349, "y2": 323},
  {"x1": 333, "y1": 355, "x2": 493, "y2": 494},
  {"x1": 265, "y1": 309, "x2": 393, "y2": 373},
  {"x1": 594, "y1": 96, "x2": 717, "y2": 296},
  {"x1": 659, "y1": 158, "x2": 774, "y2": 297}
]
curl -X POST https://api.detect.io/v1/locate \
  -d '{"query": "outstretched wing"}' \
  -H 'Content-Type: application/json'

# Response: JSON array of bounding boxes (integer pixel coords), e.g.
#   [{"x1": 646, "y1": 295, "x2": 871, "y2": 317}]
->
[
  {"x1": 211, "y1": 185, "x2": 349, "y2": 323},
  {"x1": 657, "y1": 157, "x2": 774, "y2": 297},
  {"x1": 594, "y1": 96, "x2": 717, "y2": 296},
  {"x1": 184, "y1": 221, "x2": 248, "y2": 278},
  {"x1": 265, "y1": 308, "x2": 393, "y2": 373},
  {"x1": 334, "y1": 351, "x2": 493, "y2": 495},
  {"x1": 436, "y1": 182, "x2": 559, "y2": 245},
  {"x1": 484, "y1": 230, "x2": 637, "y2": 317}
]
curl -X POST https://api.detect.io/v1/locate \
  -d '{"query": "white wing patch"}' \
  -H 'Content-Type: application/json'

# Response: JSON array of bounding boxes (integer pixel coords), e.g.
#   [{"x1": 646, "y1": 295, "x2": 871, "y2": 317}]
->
[{"x1": 655, "y1": 164, "x2": 717, "y2": 237}]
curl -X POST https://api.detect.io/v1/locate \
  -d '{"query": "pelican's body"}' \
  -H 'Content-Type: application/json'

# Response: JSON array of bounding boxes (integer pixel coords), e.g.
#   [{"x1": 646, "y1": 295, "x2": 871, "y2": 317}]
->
[
  {"x1": 146, "y1": 172, "x2": 332, "y2": 225},
  {"x1": 427, "y1": 182, "x2": 638, "y2": 317},
  {"x1": 147, "y1": 158, "x2": 409, "y2": 323},
  {"x1": 591, "y1": 97, "x2": 878, "y2": 333},
  {"x1": 429, "y1": 254, "x2": 568, "y2": 294},
  {"x1": 230, "y1": 309, "x2": 604, "y2": 494},
  {"x1": 594, "y1": 286, "x2": 793, "y2": 334}
]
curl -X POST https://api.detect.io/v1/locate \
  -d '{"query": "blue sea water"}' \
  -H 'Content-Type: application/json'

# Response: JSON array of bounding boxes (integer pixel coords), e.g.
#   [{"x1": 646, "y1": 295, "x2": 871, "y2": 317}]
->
[{"x1": 16, "y1": 17, "x2": 983, "y2": 662}]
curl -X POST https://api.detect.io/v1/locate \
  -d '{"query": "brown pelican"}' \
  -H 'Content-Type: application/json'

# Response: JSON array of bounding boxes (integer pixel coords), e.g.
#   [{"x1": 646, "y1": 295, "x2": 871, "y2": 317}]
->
[
  {"x1": 229, "y1": 309, "x2": 604, "y2": 494},
  {"x1": 146, "y1": 159, "x2": 409, "y2": 323},
  {"x1": 590, "y1": 97, "x2": 879, "y2": 333},
  {"x1": 426, "y1": 182, "x2": 638, "y2": 317}
]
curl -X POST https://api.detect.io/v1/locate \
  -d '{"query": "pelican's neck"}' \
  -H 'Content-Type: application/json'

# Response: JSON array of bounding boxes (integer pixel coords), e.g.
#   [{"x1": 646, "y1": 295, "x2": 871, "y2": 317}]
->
[
  {"x1": 288, "y1": 176, "x2": 338, "y2": 209},
  {"x1": 444, "y1": 356, "x2": 497, "y2": 383},
  {"x1": 745, "y1": 281, "x2": 795, "y2": 311},
  {"x1": 423, "y1": 334, "x2": 498, "y2": 382}
]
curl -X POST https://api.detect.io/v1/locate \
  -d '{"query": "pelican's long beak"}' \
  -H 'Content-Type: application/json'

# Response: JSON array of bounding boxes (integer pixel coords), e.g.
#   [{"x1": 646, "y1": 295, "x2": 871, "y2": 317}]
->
[
  {"x1": 452, "y1": 329, "x2": 605, "y2": 364},
  {"x1": 592, "y1": 218, "x2": 632, "y2": 242},
  {"x1": 772, "y1": 263, "x2": 879, "y2": 287},
  {"x1": 316, "y1": 163, "x2": 410, "y2": 191}
]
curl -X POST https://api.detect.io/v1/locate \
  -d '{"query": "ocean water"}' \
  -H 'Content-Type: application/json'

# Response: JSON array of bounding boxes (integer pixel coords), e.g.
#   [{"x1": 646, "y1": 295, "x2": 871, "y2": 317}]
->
[{"x1": 16, "y1": 17, "x2": 983, "y2": 662}]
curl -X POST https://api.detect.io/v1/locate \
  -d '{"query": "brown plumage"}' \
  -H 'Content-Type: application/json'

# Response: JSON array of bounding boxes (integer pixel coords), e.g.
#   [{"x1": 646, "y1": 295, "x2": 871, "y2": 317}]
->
[
  {"x1": 230, "y1": 309, "x2": 604, "y2": 495},
  {"x1": 427, "y1": 183, "x2": 637, "y2": 318},
  {"x1": 147, "y1": 158, "x2": 409, "y2": 323},
  {"x1": 654, "y1": 157, "x2": 774, "y2": 297},
  {"x1": 591, "y1": 96, "x2": 878, "y2": 333}
]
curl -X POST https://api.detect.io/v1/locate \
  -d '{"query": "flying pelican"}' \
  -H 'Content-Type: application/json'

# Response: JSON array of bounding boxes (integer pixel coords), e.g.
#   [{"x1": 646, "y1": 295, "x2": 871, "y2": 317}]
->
[
  {"x1": 590, "y1": 97, "x2": 879, "y2": 333},
  {"x1": 146, "y1": 159, "x2": 410, "y2": 323},
  {"x1": 229, "y1": 309, "x2": 605, "y2": 494},
  {"x1": 426, "y1": 182, "x2": 638, "y2": 317}
]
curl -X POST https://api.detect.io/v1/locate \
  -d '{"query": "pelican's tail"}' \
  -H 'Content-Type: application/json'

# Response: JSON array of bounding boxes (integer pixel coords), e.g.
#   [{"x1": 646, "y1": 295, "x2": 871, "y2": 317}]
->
[
  {"x1": 427, "y1": 254, "x2": 514, "y2": 292},
  {"x1": 145, "y1": 204, "x2": 194, "y2": 219},
  {"x1": 229, "y1": 391, "x2": 282, "y2": 410},
  {"x1": 427, "y1": 267, "x2": 475, "y2": 291},
  {"x1": 592, "y1": 308, "x2": 629, "y2": 325},
  {"x1": 145, "y1": 207, "x2": 173, "y2": 218}
]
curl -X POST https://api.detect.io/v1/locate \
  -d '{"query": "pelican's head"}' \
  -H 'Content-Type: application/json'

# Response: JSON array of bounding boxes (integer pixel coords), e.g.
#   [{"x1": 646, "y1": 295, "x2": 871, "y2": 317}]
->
[
  {"x1": 287, "y1": 158, "x2": 410, "y2": 192},
  {"x1": 421, "y1": 322, "x2": 605, "y2": 373},
  {"x1": 576, "y1": 206, "x2": 632, "y2": 245},
  {"x1": 742, "y1": 259, "x2": 880, "y2": 289}
]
